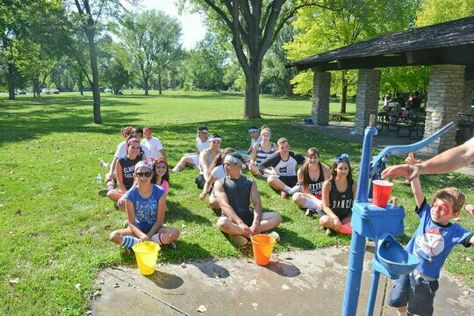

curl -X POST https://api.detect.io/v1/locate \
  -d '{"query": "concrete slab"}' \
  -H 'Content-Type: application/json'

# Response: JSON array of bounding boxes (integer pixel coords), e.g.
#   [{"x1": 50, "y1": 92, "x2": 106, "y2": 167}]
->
[{"x1": 90, "y1": 247, "x2": 473, "y2": 316}]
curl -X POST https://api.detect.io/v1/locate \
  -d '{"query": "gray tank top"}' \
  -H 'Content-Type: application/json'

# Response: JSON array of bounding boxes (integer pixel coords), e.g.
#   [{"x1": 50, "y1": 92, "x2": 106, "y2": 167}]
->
[{"x1": 220, "y1": 175, "x2": 253, "y2": 220}]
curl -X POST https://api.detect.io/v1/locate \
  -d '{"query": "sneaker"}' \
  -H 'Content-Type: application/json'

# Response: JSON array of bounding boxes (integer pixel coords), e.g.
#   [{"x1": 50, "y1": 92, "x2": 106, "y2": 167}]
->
[
  {"x1": 98, "y1": 188, "x2": 108, "y2": 197},
  {"x1": 229, "y1": 235, "x2": 249, "y2": 248},
  {"x1": 171, "y1": 167, "x2": 179, "y2": 173},
  {"x1": 325, "y1": 228, "x2": 335, "y2": 236},
  {"x1": 287, "y1": 185, "x2": 300, "y2": 195},
  {"x1": 305, "y1": 208, "x2": 318, "y2": 217},
  {"x1": 99, "y1": 159, "x2": 110, "y2": 168},
  {"x1": 268, "y1": 231, "x2": 280, "y2": 243},
  {"x1": 168, "y1": 242, "x2": 177, "y2": 250}
]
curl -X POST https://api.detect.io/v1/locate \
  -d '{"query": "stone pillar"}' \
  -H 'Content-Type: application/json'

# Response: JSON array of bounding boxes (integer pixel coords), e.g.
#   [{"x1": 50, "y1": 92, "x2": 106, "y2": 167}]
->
[
  {"x1": 423, "y1": 65, "x2": 465, "y2": 155},
  {"x1": 354, "y1": 68, "x2": 381, "y2": 135},
  {"x1": 312, "y1": 70, "x2": 331, "y2": 125},
  {"x1": 463, "y1": 79, "x2": 474, "y2": 112}
]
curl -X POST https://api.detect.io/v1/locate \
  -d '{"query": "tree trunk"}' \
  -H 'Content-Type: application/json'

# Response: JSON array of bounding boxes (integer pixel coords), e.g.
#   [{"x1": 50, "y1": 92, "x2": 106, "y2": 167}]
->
[
  {"x1": 7, "y1": 63, "x2": 15, "y2": 100},
  {"x1": 340, "y1": 83, "x2": 348, "y2": 114},
  {"x1": 78, "y1": 71, "x2": 84, "y2": 96},
  {"x1": 144, "y1": 77, "x2": 149, "y2": 95},
  {"x1": 244, "y1": 69, "x2": 261, "y2": 119},
  {"x1": 340, "y1": 71, "x2": 348, "y2": 114},
  {"x1": 86, "y1": 31, "x2": 101, "y2": 124},
  {"x1": 34, "y1": 79, "x2": 40, "y2": 97},
  {"x1": 158, "y1": 71, "x2": 162, "y2": 95}
]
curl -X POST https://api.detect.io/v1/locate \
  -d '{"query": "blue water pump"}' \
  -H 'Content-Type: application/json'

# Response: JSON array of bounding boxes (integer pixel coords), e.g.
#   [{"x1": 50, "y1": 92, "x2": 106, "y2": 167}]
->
[{"x1": 341, "y1": 116, "x2": 456, "y2": 316}]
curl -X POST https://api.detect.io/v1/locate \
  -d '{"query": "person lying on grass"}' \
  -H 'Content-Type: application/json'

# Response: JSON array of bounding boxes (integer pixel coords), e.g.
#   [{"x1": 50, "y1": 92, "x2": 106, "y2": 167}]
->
[
  {"x1": 172, "y1": 126, "x2": 209, "y2": 172},
  {"x1": 320, "y1": 154, "x2": 357, "y2": 235},
  {"x1": 107, "y1": 137, "x2": 146, "y2": 209},
  {"x1": 214, "y1": 153, "x2": 282, "y2": 247},
  {"x1": 292, "y1": 147, "x2": 331, "y2": 216},
  {"x1": 388, "y1": 153, "x2": 474, "y2": 316},
  {"x1": 109, "y1": 161, "x2": 179, "y2": 249}
]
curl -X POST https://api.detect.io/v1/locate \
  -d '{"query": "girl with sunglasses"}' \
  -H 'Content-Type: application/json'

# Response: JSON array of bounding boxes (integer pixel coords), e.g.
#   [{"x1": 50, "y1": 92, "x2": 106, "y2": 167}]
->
[
  {"x1": 320, "y1": 154, "x2": 357, "y2": 235},
  {"x1": 151, "y1": 158, "x2": 170, "y2": 194},
  {"x1": 109, "y1": 161, "x2": 180, "y2": 249},
  {"x1": 292, "y1": 148, "x2": 331, "y2": 216}
]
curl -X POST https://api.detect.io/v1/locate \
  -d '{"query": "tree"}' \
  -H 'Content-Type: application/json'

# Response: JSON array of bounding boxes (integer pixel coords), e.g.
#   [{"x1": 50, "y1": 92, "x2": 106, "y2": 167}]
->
[
  {"x1": 182, "y1": 0, "x2": 336, "y2": 118},
  {"x1": 416, "y1": 0, "x2": 474, "y2": 27},
  {"x1": 99, "y1": 38, "x2": 132, "y2": 94},
  {"x1": 67, "y1": 0, "x2": 131, "y2": 123},
  {"x1": 1, "y1": 0, "x2": 63, "y2": 99},
  {"x1": 285, "y1": 0, "x2": 419, "y2": 113},
  {"x1": 118, "y1": 10, "x2": 182, "y2": 95},
  {"x1": 184, "y1": 33, "x2": 226, "y2": 91}
]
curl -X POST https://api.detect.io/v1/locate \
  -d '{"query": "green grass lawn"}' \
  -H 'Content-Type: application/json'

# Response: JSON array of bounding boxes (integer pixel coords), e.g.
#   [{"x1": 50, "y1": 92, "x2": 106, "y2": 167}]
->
[{"x1": 0, "y1": 91, "x2": 472, "y2": 315}]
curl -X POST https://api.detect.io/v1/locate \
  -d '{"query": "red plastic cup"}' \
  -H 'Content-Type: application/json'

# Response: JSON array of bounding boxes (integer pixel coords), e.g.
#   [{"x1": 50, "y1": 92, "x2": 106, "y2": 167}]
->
[{"x1": 372, "y1": 180, "x2": 394, "y2": 207}]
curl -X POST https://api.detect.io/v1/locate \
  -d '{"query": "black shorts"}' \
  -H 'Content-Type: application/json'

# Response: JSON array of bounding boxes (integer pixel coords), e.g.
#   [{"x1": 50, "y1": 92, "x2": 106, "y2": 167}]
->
[
  {"x1": 271, "y1": 176, "x2": 298, "y2": 194},
  {"x1": 319, "y1": 209, "x2": 352, "y2": 221},
  {"x1": 221, "y1": 211, "x2": 254, "y2": 227}
]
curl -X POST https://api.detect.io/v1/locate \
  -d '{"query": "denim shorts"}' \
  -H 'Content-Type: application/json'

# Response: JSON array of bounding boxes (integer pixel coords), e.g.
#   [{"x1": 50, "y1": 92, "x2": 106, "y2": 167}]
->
[{"x1": 388, "y1": 272, "x2": 439, "y2": 315}]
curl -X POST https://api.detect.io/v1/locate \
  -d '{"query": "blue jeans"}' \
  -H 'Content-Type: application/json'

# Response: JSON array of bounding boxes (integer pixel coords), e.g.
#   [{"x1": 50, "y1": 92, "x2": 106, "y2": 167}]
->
[{"x1": 389, "y1": 272, "x2": 439, "y2": 316}]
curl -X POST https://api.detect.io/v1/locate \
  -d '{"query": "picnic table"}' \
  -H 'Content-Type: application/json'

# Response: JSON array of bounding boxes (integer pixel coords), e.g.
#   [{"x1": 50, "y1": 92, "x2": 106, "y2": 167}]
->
[{"x1": 377, "y1": 111, "x2": 426, "y2": 140}]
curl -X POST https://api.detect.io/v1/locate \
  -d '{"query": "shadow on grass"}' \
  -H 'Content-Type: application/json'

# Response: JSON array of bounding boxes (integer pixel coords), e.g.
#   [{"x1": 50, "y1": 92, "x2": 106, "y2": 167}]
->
[
  {"x1": 277, "y1": 226, "x2": 315, "y2": 250},
  {"x1": 166, "y1": 201, "x2": 212, "y2": 226}
]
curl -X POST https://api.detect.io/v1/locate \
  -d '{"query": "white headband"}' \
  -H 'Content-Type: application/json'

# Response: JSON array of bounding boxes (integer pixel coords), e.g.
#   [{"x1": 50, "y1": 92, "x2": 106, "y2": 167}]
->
[
  {"x1": 209, "y1": 137, "x2": 222, "y2": 143},
  {"x1": 224, "y1": 155, "x2": 243, "y2": 165}
]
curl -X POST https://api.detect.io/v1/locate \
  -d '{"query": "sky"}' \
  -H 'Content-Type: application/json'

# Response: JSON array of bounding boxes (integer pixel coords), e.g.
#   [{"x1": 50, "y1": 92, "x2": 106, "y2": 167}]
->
[{"x1": 141, "y1": 0, "x2": 207, "y2": 50}]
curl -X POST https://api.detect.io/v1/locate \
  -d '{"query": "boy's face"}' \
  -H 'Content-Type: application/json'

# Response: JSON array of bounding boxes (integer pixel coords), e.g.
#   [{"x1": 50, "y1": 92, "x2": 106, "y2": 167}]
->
[
  {"x1": 431, "y1": 198, "x2": 456, "y2": 224},
  {"x1": 144, "y1": 131, "x2": 152, "y2": 139}
]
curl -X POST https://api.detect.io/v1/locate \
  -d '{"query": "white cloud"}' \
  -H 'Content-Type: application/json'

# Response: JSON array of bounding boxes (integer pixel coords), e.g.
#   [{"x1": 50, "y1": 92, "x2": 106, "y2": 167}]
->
[{"x1": 141, "y1": 0, "x2": 207, "y2": 50}]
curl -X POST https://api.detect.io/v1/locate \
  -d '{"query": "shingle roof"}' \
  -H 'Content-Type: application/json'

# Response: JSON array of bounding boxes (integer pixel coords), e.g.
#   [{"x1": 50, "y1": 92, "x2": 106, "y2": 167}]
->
[{"x1": 287, "y1": 16, "x2": 474, "y2": 71}]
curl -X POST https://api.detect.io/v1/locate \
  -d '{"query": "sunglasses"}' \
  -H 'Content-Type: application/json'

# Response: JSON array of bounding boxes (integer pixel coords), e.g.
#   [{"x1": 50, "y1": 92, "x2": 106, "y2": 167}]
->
[{"x1": 136, "y1": 171, "x2": 152, "y2": 177}]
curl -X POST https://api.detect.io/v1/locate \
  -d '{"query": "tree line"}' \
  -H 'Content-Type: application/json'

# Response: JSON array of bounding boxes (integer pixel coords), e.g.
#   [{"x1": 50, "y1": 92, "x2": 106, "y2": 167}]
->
[{"x1": 1, "y1": 0, "x2": 471, "y2": 123}]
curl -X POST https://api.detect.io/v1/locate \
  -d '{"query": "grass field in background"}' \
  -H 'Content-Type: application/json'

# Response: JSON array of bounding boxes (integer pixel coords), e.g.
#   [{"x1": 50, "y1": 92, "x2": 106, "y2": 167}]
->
[{"x1": 0, "y1": 91, "x2": 472, "y2": 315}]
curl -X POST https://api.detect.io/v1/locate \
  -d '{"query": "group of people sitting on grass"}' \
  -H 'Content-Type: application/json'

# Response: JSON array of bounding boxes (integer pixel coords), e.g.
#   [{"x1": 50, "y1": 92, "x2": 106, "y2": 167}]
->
[
  {"x1": 100, "y1": 124, "x2": 358, "y2": 249},
  {"x1": 100, "y1": 126, "x2": 474, "y2": 316}
]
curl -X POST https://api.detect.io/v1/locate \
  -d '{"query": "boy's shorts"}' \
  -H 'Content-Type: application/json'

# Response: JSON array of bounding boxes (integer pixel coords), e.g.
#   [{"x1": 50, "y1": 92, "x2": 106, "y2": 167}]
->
[{"x1": 388, "y1": 272, "x2": 439, "y2": 316}]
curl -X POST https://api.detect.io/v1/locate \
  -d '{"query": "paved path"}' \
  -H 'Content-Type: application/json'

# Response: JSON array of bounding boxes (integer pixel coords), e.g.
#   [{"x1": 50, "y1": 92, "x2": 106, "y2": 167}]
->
[{"x1": 90, "y1": 247, "x2": 473, "y2": 316}]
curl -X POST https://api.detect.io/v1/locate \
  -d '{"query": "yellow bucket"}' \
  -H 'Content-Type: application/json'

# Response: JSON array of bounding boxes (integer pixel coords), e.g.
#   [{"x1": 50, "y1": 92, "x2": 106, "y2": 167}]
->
[{"x1": 132, "y1": 241, "x2": 160, "y2": 275}]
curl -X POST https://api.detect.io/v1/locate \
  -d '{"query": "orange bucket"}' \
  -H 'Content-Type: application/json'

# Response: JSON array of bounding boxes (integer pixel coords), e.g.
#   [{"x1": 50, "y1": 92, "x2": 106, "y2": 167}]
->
[{"x1": 251, "y1": 234, "x2": 276, "y2": 266}]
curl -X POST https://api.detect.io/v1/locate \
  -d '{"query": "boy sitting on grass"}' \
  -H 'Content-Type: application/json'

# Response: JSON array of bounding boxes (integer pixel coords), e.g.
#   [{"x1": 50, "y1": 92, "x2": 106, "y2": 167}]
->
[{"x1": 388, "y1": 153, "x2": 474, "y2": 316}]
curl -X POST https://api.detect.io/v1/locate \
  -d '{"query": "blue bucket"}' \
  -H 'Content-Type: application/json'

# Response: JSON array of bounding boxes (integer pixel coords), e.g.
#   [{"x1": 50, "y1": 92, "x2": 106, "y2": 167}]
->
[{"x1": 377, "y1": 234, "x2": 420, "y2": 276}]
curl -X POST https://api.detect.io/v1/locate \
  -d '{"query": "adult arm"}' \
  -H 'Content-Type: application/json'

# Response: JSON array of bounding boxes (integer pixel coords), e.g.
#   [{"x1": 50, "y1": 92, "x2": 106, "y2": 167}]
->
[
  {"x1": 199, "y1": 175, "x2": 217, "y2": 200},
  {"x1": 214, "y1": 181, "x2": 251, "y2": 237},
  {"x1": 258, "y1": 152, "x2": 280, "y2": 176},
  {"x1": 381, "y1": 140, "x2": 474, "y2": 181},
  {"x1": 116, "y1": 161, "x2": 127, "y2": 193},
  {"x1": 125, "y1": 199, "x2": 148, "y2": 241},
  {"x1": 106, "y1": 157, "x2": 118, "y2": 181},
  {"x1": 322, "y1": 180, "x2": 340, "y2": 226},
  {"x1": 297, "y1": 168, "x2": 308, "y2": 193},
  {"x1": 199, "y1": 151, "x2": 211, "y2": 181},
  {"x1": 249, "y1": 182, "x2": 263, "y2": 235}
]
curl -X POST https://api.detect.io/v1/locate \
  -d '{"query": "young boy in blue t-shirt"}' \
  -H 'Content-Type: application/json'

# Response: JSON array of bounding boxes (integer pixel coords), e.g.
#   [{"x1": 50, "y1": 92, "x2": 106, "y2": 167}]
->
[{"x1": 389, "y1": 154, "x2": 474, "y2": 316}]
